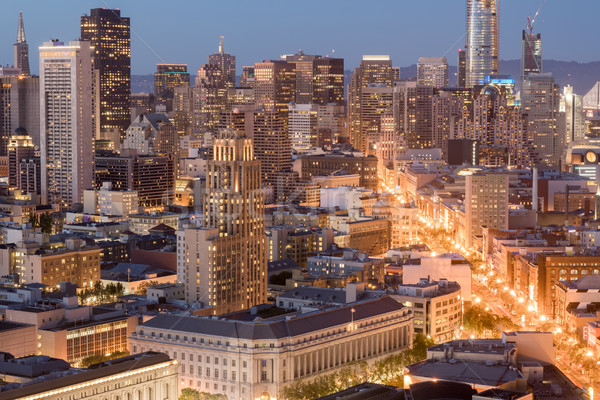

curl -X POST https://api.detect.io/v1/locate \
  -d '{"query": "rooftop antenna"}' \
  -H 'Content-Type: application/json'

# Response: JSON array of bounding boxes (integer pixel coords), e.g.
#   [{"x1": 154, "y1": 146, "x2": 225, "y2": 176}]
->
[{"x1": 219, "y1": 35, "x2": 224, "y2": 53}]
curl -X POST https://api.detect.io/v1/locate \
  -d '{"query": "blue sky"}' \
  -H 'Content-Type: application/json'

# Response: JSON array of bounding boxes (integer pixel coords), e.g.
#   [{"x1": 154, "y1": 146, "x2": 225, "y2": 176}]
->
[{"x1": 1, "y1": 0, "x2": 598, "y2": 75}]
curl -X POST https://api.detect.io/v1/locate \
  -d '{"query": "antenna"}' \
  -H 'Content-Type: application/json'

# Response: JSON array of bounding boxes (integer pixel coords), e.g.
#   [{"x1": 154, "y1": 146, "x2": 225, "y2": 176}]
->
[{"x1": 219, "y1": 35, "x2": 224, "y2": 53}]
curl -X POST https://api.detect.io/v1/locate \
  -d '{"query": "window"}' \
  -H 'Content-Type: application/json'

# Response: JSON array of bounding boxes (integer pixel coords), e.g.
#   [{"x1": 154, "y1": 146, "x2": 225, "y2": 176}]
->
[
  {"x1": 243, "y1": 372, "x2": 247, "y2": 382},
  {"x1": 232, "y1": 371, "x2": 236, "y2": 381},
  {"x1": 243, "y1": 361, "x2": 247, "y2": 368},
  {"x1": 206, "y1": 368, "x2": 210, "y2": 377}
]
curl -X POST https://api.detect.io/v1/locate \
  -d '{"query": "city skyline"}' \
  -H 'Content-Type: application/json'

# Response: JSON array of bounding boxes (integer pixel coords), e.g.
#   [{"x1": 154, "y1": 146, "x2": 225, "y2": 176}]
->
[{"x1": 1, "y1": 1, "x2": 599, "y2": 76}]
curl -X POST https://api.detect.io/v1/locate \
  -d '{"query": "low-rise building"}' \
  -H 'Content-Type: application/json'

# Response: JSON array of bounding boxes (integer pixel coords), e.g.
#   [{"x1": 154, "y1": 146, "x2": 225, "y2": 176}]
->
[
  {"x1": 130, "y1": 296, "x2": 413, "y2": 400},
  {"x1": 402, "y1": 253, "x2": 472, "y2": 300},
  {"x1": 307, "y1": 248, "x2": 385, "y2": 286},
  {"x1": 0, "y1": 321, "x2": 36, "y2": 358},
  {"x1": 391, "y1": 278, "x2": 461, "y2": 342},
  {"x1": 83, "y1": 182, "x2": 139, "y2": 217},
  {"x1": 555, "y1": 275, "x2": 600, "y2": 333},
  {"x1": 129, "y1": 212, "x2": 179, "y2": 235},
  {"x1": 0, "y1": 351, "x2": 178, "y2": 400}
]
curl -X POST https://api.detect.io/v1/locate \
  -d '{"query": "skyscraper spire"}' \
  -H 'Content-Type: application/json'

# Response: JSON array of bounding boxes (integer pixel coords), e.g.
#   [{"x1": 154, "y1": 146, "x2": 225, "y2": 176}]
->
[
  {"x1": 14, "y1": 11, "x2": 30, "y2": 75},
  {"x1": 16, "y1": 11, "x2": 26, "y2": 43},
  {"x1": 218, "y1": 35, "x2": 224, "y2": 53}
]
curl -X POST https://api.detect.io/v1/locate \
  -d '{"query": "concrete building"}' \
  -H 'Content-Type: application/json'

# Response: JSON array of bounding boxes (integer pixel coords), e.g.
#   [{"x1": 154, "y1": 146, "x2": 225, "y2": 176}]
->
[
  {"x1": 122, "y1": 113, "x2": 178, "y2": 156},
  {"x1": 417, "y1": 57, "x2": 448, "y2": 87},
  {"x1": 0, "y1": 351, "x2": 178, "y2": 400},
  {"x1": 300, "y1": 153, "x2": 378, "y2": 190},
  {"x1": 465, "y1": 172, "x2": 509, "y2": 248},
  {"x1": 83, "y1": 182, "x2": 139, "y2": 217},
  {"x1": 266, "y1": 225, "x2": 334, "y2": 267},
  {"x1": 402, "y1": 253, "x2": 472, "y2": 300},
  {"x1": 0, "y1": 321, "x2": 36, "y2": 358},
  {"x1": 555, "y1": 275, "x2": 600, "y2": 335},
  {"x1": 392, "y1": 278, "x2": 462, "y2": 342},
  {"x1": 208, "y1": 38, "x2": 236, "y2": 88},
  {"x1": 307, "y1": 248, "x2": 385, "y2": 286},
  {"x1": 39, "y1": 40, "x2": 94, "y2": 208},
  {"x1": 130, "y1": 296, "x2": 413, "y2": 400},
  {"x1": 7, "y1": 129, "x2": 35, "y2": 190},
  {"x1": 289, "y1": 103, "x2": 318, "y2": 152},
  {"x1": 284, "y1": 52, "x2": 344, "y2": 105},
  {"x1": 153, "y1": 64, "x2": 190, "y2": 112},
  {"x1": 192, "y1": 64, "x2": 228, "y2": 135},
  {"x1": 13, "y1": 12, "x2": 30, "y2": 76},
  {"x1": 178, "y1": 131, "x2": 267, "y2": 313},
  {"x1": 129, "y1": 212, "x2": 179, "y2": 235},
  {"x1": 254, "y1": 60, "x2": 296, "y2": 120},
  {"x1": 0, "y1": 75, "x2": 39, "y2": 156}
]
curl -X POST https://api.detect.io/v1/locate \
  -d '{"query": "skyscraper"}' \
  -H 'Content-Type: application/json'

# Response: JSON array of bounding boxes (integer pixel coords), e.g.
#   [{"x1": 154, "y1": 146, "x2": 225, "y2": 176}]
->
[
  {"x1": 153, "y1": 64, "x2": 190, "y2": 112},
  {"x1": 179, "y1": 130, "x2": 267, "y2": 313},
  {"x1": 466, "y1": 0, "x2": 499, "y2": 86},
  {"x1": 254, "y1": 60, "x2": 296, "y2": 118},
  {"x1": 285, "y1": 52, "x2": 344, "y2": 105},
  {"x1": 289, "y1": 103, "x2": 318, "y2": 151},
  {"x1": 39, "y1": 40, "x2": 94, "y2": 208},
  {"x1": 13, "y1": 12, "x2": 30, "y2": 76},
  {"x1": 192, "y1": 64, "x2": 228, "y2": 136},
  {"x1": 457, "y1": 48, "x2": 466, "y2": 87},
  {"x1": 465, "y1": 172, "x2": 508, "y2": 247},
  {"x1": 348, "y1": 55, "x2": 393, "y2": 152},
  {"x1": 521, "y1": 30, "x2": 542, "y2": 83},
  {"x1": 81, "y1": 8, "x2": 131, "y2": 140},
  {"x1": 0, "y1": 74, "x2": 39, "y2": 155},
  {"x1": 208, "y1": 37, "x2": 236, "y2": 88},
  {"x1": 560, "y1": 85, "x2": 585, "y2": 144},
  {"x1": 417, "y1": 57, "x2": 448, "y2": 87}
]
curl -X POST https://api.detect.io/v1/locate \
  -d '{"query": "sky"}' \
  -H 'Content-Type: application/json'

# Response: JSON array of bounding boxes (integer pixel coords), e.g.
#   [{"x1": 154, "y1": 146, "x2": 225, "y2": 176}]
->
[{"x1": 1, "y1": 0, "x2": 599, "y2": 76}]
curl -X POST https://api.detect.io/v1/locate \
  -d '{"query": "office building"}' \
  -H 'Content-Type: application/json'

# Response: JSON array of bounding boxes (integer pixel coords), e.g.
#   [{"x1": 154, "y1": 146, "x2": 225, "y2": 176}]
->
[
  {"x1": 252, "y1": 108, "x2": 292, "y2": 188},
  {"x1": 13, "y1": 12, "x2": 29, "y2": 76},
  {"x1": 393, "y1": 80, "x2": 417, "y2": 148},
  {"x1": 39, "y1": 40, "x2": 94, "y2": 208},
  {"x1": 154, "y1": 64, "x2": 190, "y2": 112},
  {"x1": 95, "y1": 150, "x2": 176, "y2": 209},
  {"x1": 348, "y1": 55, "x2": 393, "y2": 152},
  {"x1": 254, "y1": 60, "x2": 296, "y2": 121},
  {"x1": 289, "y1": 103, "x2": 318, "y2": 151},
  {"x1": 0, "y1": 352, "x2": 178, "y2": 400},
  {"x1": 0, "y1": 75, "x2": 39, "y2": 155},
  {"x1": 457, "y1": 48, "x2": 466, "y2": 87},
  {"x1": 7, "y1": 129, "x2": 35, "y2": 189},
  {"x1": 83, "y1": 182, "x2": 139, "y2": 216},
  {"x1": 300, "y1": 153, "x2": 378, "y2": 190},
  {"x1": 240, "y1": 65, "x2": 255, "y2": 87},
  {"x1": 417, "y1": 57, "x2": 448, "y2": 87},
  {"x1": 361, "y1": 85, "x2": 393, "y2": 155},
  {"x1": 81, "y1": 8, "x2": 131, "y2": 140},
  {"x1": 521, "y1": 73, "x2": 561, "y2": 167},
  {"x1": 466, "y1": 0, "x2": 499, "y2": 86},
  {"x1": 122, "y1": 113, "x2": 178, "y2": 156},
  {"x1": 465, "y1": 172, "x2": 509, "y2": 247},
  {"x1": 285, "y1": 51, "x2": 344, "y2": 105},
  {"x1": 521, "y1": 30, "x2": 542, "y2": 83},
  {"x1": 432, "y1": 90, "x2": 464, "y2": 152},
  {"x1": 560, "y1": 85, "x2": 586, "y2": 144},
  {"x1": 193, "y1": 64, "x2": 228, "y2": 136},
  {"x1": 130, "y1": 297, "x2": 413, "y2": 400},
  {"x1": 178, "y1": 130, "x2": 267, "y2": 313},
  {"x1": 173, "y1": 85, "x2": 194, "y2": 136},
  {"x1": 402, "y1": 253, "x2": 472, "y2": 300},
  {"x1": 208, "y1": 37, "x2": 236, "y2": 88},
  {"x1": 18, "y1": 158, "x2": 41, "y2": 195}
]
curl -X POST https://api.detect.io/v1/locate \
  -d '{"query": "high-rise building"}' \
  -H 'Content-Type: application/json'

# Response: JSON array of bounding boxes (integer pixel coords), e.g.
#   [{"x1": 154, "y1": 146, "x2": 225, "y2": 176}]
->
[
  {"x1": 153, "y1": 64, "x2": 190, "y2": 112},
  {"x1": 465, "y1": 172, "x2": 508, "y2": 247},
  {"x1": 285, "y1": 52, "x2": 344, "y2": 105},
  {"x1": 179, "y1": 130, "x2": 267, "y2": 314},
  {"x1": 361, "y1": 85, "x2": 393, "y2": 155},
  {"x1": 289, "y1": 103, "x2": 318, "y2": 152},
  {"x1": 348, "y1": 55, "x2": 393, "y2": 152},
  {"x1": 457, "y1": 48, "x2": 466, "y2": 87},
  {"x1": 240, "y1": 65, "x2": 255, "y2": 87},
  {"x1": 251, "y1": 108, "x2": 292, "y2": 188},
  {"x1": 521, "y1": 30, "x2": 542, "y2": 83},
  {"x1": 393, "y1": 80, "x2": 417, "y2": 149},
  {"x1": 254, "y1": 60, "x2": 296, "y2": 117},
  {"x1": 521, "y1": 73, "x2": 561, "y2": 167},
  {"x1": 560, "y1": 85, "x2": 586, "y2": 144},
  {"x1": 81, "y1": 8, "x2": 131, "y2": 140},
  {"x1": 0, "y1": 75, "x2": 39, "y2": 155},
  {"x1": 39, "y1": 40, "x2": 95, "y2": 208},
  {"x1": 192, "y1": 64, "x2": 228, "y2": 136},
  {"x1": 432, "y1": 90, "x2": 464, "y2": 151},
  {"x1": 122, "y1": 114, "x2": 178, "y2": 156},
  {"x1": 208, "y1": 37, "x2": 236, "y2": 88},
  {"x1": 173, "y1": 85, "x2": 193, "y2": 136},
  {"x1": 417, "y1": 57, "x2": 448, "y2": 87},
  {"x1": 466, "y1": 0, "x2": 499, "y2": 86},
  {"x1": 7, "y1": 128, "x2": 35, "y2": 189},
  {"x1": 13, "y1": 12, "x2": 30, "y2": 76}
]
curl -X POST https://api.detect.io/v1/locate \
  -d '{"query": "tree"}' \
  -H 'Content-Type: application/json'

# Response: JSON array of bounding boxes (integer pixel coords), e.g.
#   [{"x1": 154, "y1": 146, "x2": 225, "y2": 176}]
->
[
  {"x1": 79, "y1": 351, "x2": 129, "y2": 368},
  {"x1": 179, "y1": 388, "x2": 227, "y2": 400},
  {"x1": 463, "y1": 305, "x2": 517, "y2": 337},
  {"x1": 269, "y1": 271, "x2": 292, "y2": 286},
  {"x1": 136, "y1": 280, "x2": 160, "y2": 295},
  {"x1": 39, "y1": 212, "x2": 53, "y2": 234}
]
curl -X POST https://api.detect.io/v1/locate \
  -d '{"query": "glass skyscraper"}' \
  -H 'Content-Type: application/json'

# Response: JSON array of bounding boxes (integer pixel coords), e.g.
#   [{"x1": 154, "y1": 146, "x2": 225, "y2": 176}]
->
[{"x1": 466, "y1": 0, "x2": 499, "y2": 87}]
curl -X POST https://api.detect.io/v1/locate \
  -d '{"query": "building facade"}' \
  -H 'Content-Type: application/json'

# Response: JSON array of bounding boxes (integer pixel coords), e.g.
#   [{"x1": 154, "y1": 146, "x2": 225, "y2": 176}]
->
[{"x1": 466, "y1": 0, "x2": 499, "y2": 86}]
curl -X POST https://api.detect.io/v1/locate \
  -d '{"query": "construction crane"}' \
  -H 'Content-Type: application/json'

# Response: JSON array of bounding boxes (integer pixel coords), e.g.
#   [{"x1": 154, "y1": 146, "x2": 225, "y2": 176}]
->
[{"x1": 525, "y1": 0, "x2": 546, "y2": 74}]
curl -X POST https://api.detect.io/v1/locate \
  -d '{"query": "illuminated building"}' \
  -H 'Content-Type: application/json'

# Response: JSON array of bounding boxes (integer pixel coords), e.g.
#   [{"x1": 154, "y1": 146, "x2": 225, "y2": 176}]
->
[
  {"x1": 466, "y1": 0, "x2": 499, "y2": 86},
  {"x1": 95, "y1": 150, "x2": 176, "y2": 210},
  {"x1": 192, "y1": 64, "x2": 227, "y2": 136},
  {"x1": 130, "y1": 296, "x2": 412, "y2": 400},
  {"x1": 178, "y1": 130, "x2": 266, "y2": 314},
  {"x1": 122, "y1": 114, "x2": 178, "y2": 156},
  {"x1": 154, "y1": 64, "x2": 190, "y2": 112},
  {"x1": 81, "y1": 8, "x2": 131, "y2": 140},
  {"x1": 289, "y1": 103, "x2": 318, "y2": 151},
  {"x1": 13, "y1": 12, "x2": 29, "y2": 76},
  {"x1": 208, "y1": 37, "x2": 236, "y2": 88},
  {"x1": 254, "y1": 60, "x2": 296, "y2": 126},
  {"x1": 285, "y1": 51, "x2": 344, "y2": 105},
  {"x1": 457, "y1": 48, "x2": 466, "y2": 87},
  {"x1": 465, "y1": 172, "x2": 509, "y2": 248},
  {"x1": 266, "y1": 225, "x2": 334, "y2": 267},
  {"x1": 348, "y1": 55, "x2": 393, "y2": 153},
  {"x1": 0, "y1": 352, "x2": 178, "y2": 400},
  {"x1": 307, "y1": 248, "x2": 385, "y2": 286},
  {"x1": 361, "y1": 85, "x2": 393, "y2": 155},
  {"x1": 83, "y1": 182, "x2": 139, "y2": 217},
  {"x1": 39, "y1": 40, "x2": 94, "y2": 208},
  {"x1": 392, "y1": 81, "x2": 417, "y2": 148},
  {"x1": 7, "y1": 128, "x2": 35, "y2": 189},
  {"x1": 300, "y1": 153, "x2": 378, "y2": 190},
  {"x1": 0, "y1": 75, "x2": 39, "y2": 156},
  {"x1": 378, "y1": 110, "x2": 399, "y2": 167},
  {"x1": 417, "y1": 57, "x2": 448, "y2": 87},
  {"x1": 521, "y1": 30, "x2": 542, "y2": 83},
  {"x1": 432, "y1": 91, "x2": 464, "y2": 153},
  {"x1": 560, "y1": 85, "x2": 586, "y2": 144},
  {"x1": 392, "y1": 278, "x2": 461, "y2": 342},
  {"x1": 240, "y1": 65, "x2": 255, "y2": 87},
  {"x1": 521, "y1": 73, "x2": 561, "y2": 167},
  {"x1": 173, "y1": 86, "x2": 194, "y2": 136}
]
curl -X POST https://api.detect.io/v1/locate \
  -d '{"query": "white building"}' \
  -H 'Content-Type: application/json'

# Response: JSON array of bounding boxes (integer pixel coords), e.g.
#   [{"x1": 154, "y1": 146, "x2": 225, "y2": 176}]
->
[
  {"x1": 83, "y1": 182, "x2": 139, "y2": 217},
  {"x1": 130, "y1": 297, "x2": 413, "y2": 400},
  {"x1": 39, "y1": 40, "x2": 94, "y2": 208},
  {"x1": 289, "y1": 103, "x2": 318, "y2": 152},
  {"x1": 417, "y1": 57, "x2": 448, "y2": 87},
  {"x1": 402, "y1": 253, "x2": 472, "y2": 299}
]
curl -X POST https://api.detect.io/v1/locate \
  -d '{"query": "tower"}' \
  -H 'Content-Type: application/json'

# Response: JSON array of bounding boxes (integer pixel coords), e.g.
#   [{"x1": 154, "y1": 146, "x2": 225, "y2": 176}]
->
[
  {"x1": 457, "y1": 48, "x2": 466, "y2": 87},
  {"x1": 208, "y1": 36, "x2": 236, "y2": 88},
  {"x1": 466, "y1": 0, "x2": 499, "y2": 86},
  {"x1": 81, "y1": 8, "x2": 131, "y2": 141},
  {"x1": 179, "y1": 130, "x2": 267, "y2": 313},
  {"x1": 417, "y1": 57, "x2": 448, "y2": 87},
  {"x1": 39, "y1": 40, "x2": 94, "y2": 208},
  {"x1": 153, "y1": 64, "x2": 190, "y2": 113},
  {"x1": 521, "y1": 30, "x2": 542, "y2": 84},
  {"x1": 14, "y1": 12, "x2": 30, "y2": 76}
]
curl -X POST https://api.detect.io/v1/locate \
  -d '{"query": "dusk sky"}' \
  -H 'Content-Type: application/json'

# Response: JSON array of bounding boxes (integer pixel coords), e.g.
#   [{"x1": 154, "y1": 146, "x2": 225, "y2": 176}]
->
[{"x1": 1, "y1": 0, "x2": 599, "y2": 76}]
